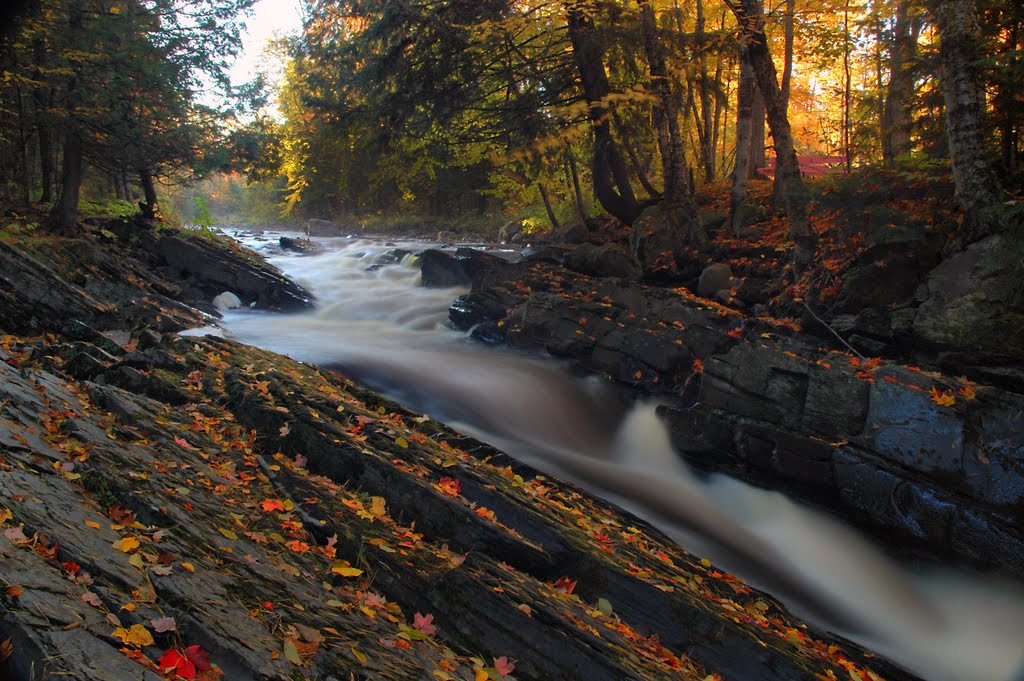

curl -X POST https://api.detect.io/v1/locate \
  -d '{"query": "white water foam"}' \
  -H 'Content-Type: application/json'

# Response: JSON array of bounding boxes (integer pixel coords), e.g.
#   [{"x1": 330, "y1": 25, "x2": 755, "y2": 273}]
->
[{"x1": 215, "y1": 233, "x2": 1024, "y2": 681}]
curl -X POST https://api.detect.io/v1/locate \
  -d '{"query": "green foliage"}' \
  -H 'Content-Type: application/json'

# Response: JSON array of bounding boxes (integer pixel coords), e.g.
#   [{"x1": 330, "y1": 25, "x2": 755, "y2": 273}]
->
[
  {"x1": 193, "y1": 196, "x2": 216, "y2": 230},
  {"x1": 78, "y1": 198, "x2": 137, "y2": 218}
]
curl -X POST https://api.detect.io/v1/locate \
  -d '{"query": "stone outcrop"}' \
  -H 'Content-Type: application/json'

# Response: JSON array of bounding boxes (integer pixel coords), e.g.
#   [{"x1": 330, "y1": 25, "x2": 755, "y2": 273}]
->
[
  {"x1": 0, "y1": 330, "x2": 908, "y2": 681},
  {"x1": 439, "y1": 250, "x2": 1024, "y2": 576}
]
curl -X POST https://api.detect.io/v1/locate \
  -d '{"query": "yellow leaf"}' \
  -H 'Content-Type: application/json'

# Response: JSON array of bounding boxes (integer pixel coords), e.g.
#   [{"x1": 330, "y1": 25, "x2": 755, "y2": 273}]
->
[
  {"x1": 0, "y1": 508, "x2": 12, "y2": 524},
  {"x1": 114, "y1": 536, "x2": 140, "y2": 553},
  {"x1": 128, "y1": 553, "x2": 144, "y2": 569},
  {"x1": 113, "y1": 623, "x2": 154, "y2": 647},
  {"x1": 351, "y1": 647, "x2": 368, "y2": 664},
  {"x1": 395, "y1": 437, "x2": 409, "y2": 448},
  {"x1": 475, "y1": 670, "x2": 489, "y2": 681},
  {"x1": 84, "y1": 519, "x2": 101, "y2": 529},
  {"x1": 331, "y1": 562, "x2": 363, "y2": 577},
  {"x1": 181, "y1": 562, "x2": 196, "y2": 573},
  {"x1": 370, "y1": 497, "x2": 386, "y2": 517},
  {"x1": 219, "y1": 528, "x2": 238, "y2": 540},
  {"x1": 284, "y1": 637, "x2": 303, "y2": 665}
]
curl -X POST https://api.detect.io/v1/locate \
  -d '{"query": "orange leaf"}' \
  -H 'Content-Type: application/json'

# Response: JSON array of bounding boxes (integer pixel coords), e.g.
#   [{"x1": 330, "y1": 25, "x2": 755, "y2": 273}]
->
[
  {"x1": 260, "y1": 499, "x2": 285, "y2": 512},
  {"x1": 929, "y1": 388, "x2": 956, "y2": 408}
]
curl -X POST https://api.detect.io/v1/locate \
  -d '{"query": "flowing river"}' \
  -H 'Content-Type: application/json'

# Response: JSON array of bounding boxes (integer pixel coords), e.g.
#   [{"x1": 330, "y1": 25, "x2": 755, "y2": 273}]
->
[{"x1": 203, "y1": 231, "x2": 1024, "y2": 681}]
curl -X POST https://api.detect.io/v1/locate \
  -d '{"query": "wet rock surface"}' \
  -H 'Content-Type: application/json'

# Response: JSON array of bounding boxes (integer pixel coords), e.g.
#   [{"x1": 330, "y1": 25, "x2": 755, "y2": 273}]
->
[
  {"x1": 0, "y1": 331, "x2": 910, "y2": 681},
  {"x1": 438, "y1": 245, "x2": 1024, "y2": 576},
  {"x1": 0, "y1": 219, "x2": 915, "y2": 681}
]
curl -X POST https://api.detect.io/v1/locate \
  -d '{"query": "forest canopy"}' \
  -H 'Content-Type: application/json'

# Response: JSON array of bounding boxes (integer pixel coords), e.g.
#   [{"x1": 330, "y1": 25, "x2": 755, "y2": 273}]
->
[{"x1": 0, "y1": 0, "x2": 1020, "y2": 251}]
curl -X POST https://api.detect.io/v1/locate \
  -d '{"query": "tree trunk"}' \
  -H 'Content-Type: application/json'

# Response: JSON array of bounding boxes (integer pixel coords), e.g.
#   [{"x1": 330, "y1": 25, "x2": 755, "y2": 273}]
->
[
  {"x1": 696, "y1": 0, "x2": 716, "y2": 182},
  {"x1": 931, "y1": 0, "x2": 1003, "y2": 238},
  {"x1": 842, "y1": 0, "x2": 852, "y2": 172},
  {"x1": 882, "y1": 2, "x2": 919, "y2": 162},
  {"x1": 638, "y1": 0, "x2": 707, "y2": 247},
  {"x1": 729, "y1": 0, "x2": 815, "y2": 267},
  {"x1": 748, "y1": 81, "x2": 766, "y2": 177},
  {"x1": 16, "y1": 87, "x2": 31, "y2": 206},
  {"x1": 772, "y1": 0, "x2": 796, "y2": 206},
  {"x1": 730, "y1": 47, "x2": 755, "y2": 234},
  {"x1": 566, "y1": 5, "x2": 642, "y2": 226},
  {"x1": 538, "y1": 182, "x2": 561, "y2": 230},
  {"x1": 612, "y1": 111, "x2": 661, "y2": 198},
  {"x1": 566, "y1": 150, "x2": 589, "y2": 224},
  {"x1": 996, "y1": 3, "x2": 1020, "y2": 172},
  {"x1": 140, "y1": 168, "x2": 158, "y2": 218},
  {"x1": 46, "y1": 0, "x2": 83, "y2": 232},
  {"x1": 31, "y1": 34, "x2": 53, "y2": 203},
  {"x1": 48, "y1": 131, "x2": 83, "y2": 233}
]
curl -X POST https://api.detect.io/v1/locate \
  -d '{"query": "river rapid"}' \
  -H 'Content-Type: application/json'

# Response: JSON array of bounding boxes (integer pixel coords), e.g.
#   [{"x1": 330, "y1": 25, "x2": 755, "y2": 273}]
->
[{"x1": 204, "y1": 231, "x2": 1024, "y2": 681}]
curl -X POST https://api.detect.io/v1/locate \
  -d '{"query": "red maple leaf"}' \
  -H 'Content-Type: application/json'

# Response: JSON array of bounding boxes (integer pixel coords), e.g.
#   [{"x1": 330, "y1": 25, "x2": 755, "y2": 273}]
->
[{"x1": 158, "y1": 649, "x2": 196, "y2": 680}]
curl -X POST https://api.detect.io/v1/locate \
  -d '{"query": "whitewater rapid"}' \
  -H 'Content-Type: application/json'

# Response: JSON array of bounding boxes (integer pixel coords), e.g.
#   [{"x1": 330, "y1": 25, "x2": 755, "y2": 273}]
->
[{"x1": 206, "y1": 232, "x2": 1024, "y2": 681}]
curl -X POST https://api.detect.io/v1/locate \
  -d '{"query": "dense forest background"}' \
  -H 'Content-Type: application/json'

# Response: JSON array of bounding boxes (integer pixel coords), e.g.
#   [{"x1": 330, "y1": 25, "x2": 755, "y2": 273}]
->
[{"x1": 0, "y1": 0, "x2": 1021, "y2": 252}]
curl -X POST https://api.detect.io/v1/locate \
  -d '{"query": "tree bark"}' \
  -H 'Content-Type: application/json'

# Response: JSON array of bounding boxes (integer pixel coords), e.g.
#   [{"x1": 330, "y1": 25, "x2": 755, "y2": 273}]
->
[
  {"x1": 48, "y1": 131, "x2": 83, "y2": 233},
  {"x1": 730, "y1": 47, "x2": 755, "y2": 234},
  {"x1": 31, "y1": 34, "x2": 53, "y2": 204},
  {"x1": 566, "y1": 150, "x2": 589, "y2": 224},
  {"x1": 772, "y1": 0, "x2": 796, "y2": 206},
  {"x1": 46, "y1": 0, "x2": 84, "y2": 232},
  {"x1": 882, "y1": 1, "x2": 920, "y2": 163},
  {"x1": 696, "y1": 0, "x2": 716, "y2": 182},
  {"x1": 140, "y1": 168, "x2": 158, "y2": 218},
  {"x1": 729, "y1": 0, "x2": 815, "y2": 267},
  {"x1": 638, "y1": 0, "x2": 707, "y2": 247},
  {"x1": 566, "y1": 5, "x2": 642, "y2": 226},
  {"x1": 612, "y1": 111, "x2": 661, "y2": 198},
  {"x1": 538, "y1": 182, "x2": 561, "y2": 230},
  {"x1": 748, "y1": 81, "x2": 766, "y2": 177},
  {"x1": 931, "y1": 0, "x2": 1003, "y2": 238}
]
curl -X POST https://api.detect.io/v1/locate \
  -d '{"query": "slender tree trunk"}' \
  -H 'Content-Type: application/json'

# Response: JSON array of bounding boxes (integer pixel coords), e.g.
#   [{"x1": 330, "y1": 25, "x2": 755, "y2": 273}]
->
[
  {"x1": 749, "y1": 82, "x2": 766, "y2": 177},
  {"x1": 711, "y1": 27, "x2": 726, "y2": 171},
  {"x1": 613, "y1": 111, "x2": 661, "y2": 198},
  {"x1": 566, "y1": 5, "x2": 642, "y2": 226},
  {"x1": 140, "y1": 168, "x2": 158, "y2": 218},
  {"x1": 538, "y1": 182, "x2": 561, "y2": 230},
  {"x1": 49, "y1": 131, "x2": 83, "y2": 232},
  {"x1": 696, "y1": 0, "x2": 715, "y2": 182},
  {"x1": 882, "y1": 1, "x2": 920, "y2": 163},
  {"x1": 31, "y1": 35, "x2": 53, "y2": 203},
  {"x1": 729, "y1": 0, "x2": 815, "y2": 266},
  {"x1": 931, "y1": 0, "x2": 1003, "y2": 238},
  {"x1": 16, "y1": 87, "x2": 31, "y2": 206},
  {"x1": 772, "y1": 0, "x2": 796, "y2": 206},
  {"x1": 47, "y1": 0, "x2": 84, "y2": 232},
  {"x1": 842, "y1": 0, "x2": 852, "y2": 171},
  {"x1": 997, "y1": 4, "x2": 1020, "y2": 172},
  {"x1": 730, "y1": 48, "x2": 755, "y2": 234},
  {"x1": 566, "y1": 150, "x2": 589, "y2": 224},
  {"x1": 638, "y1": 0, "x2": 706, "y2": 247}
]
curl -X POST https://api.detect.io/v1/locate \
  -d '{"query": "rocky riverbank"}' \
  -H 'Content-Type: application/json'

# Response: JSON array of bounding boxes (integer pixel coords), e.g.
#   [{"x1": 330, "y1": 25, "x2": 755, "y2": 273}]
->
[
  {"x1": 0, "y1": 217, "x2": 915, "y2": 680},
  {"x1": 425, "y1": 215, "x2": 1024, "y2": 577}
]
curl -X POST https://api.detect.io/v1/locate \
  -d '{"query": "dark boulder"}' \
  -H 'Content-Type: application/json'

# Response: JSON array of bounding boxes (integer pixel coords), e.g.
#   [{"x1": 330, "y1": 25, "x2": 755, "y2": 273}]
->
[
  {"x1": 698, "y1": 263, "x2": 733, "y2": 298},
  {"x1": 279, "y1": 236, "x2": 324, "y2": 255},
  {"x1": 913, "y1": 235, "x2": 1024, "y2": 356},
  {"x1": 449, "y1": 291, "x2": 509, "y2": 330},
  {"x1": 564, "y1": 242, "x2": 642, "y2": 280},
  {"x1": 141, "y1": 232, "x2": 313, "y2": 311},
  {"x1": 419, "y1": 248, "x2": 507, "y2": 288},
  {"x1": 544, "y1": 222, "x2": 589, "y2": 244}
]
